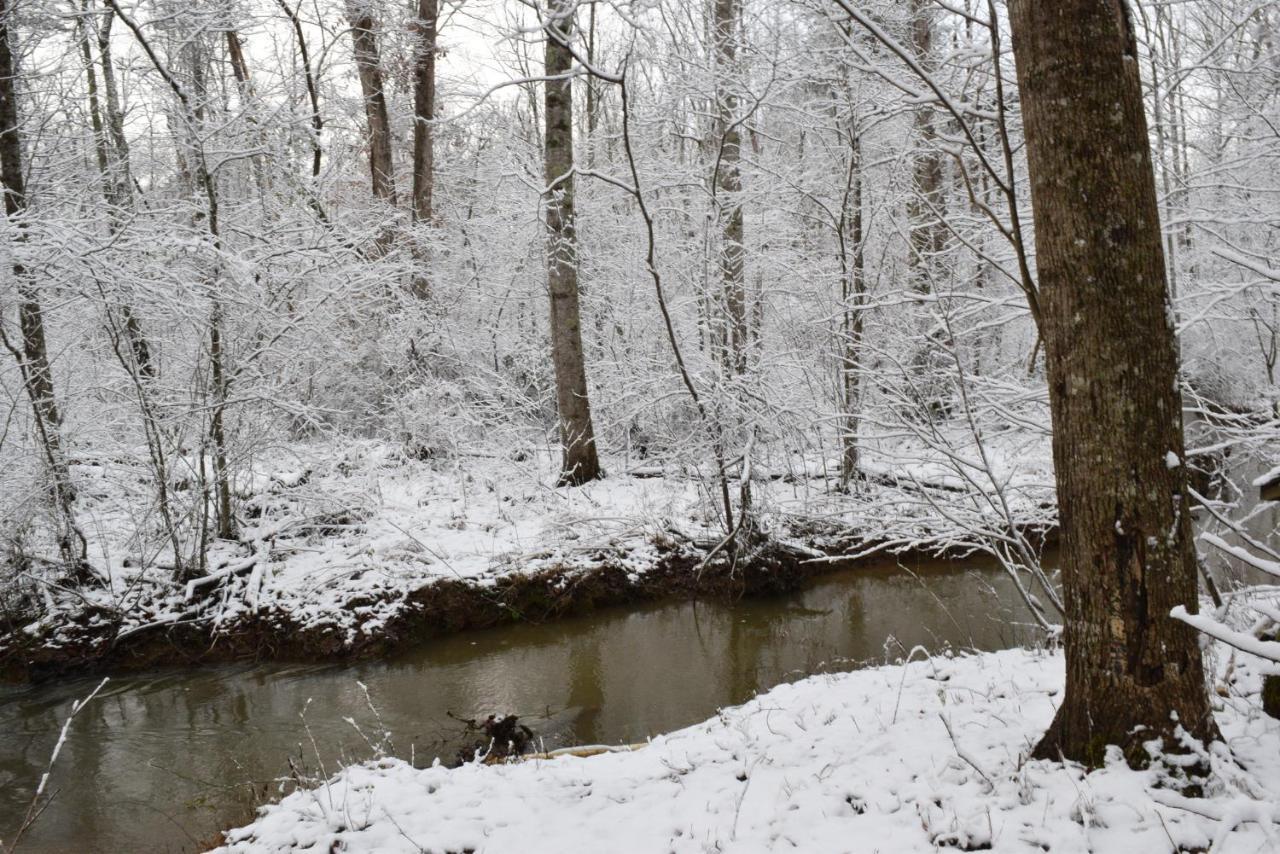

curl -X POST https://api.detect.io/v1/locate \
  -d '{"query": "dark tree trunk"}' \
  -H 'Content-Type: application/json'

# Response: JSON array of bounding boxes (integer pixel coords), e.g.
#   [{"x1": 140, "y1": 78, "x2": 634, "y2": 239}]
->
[
  {"x1": 225, "y1": 29, "x2": 253, "y2": 95},
  {"x1": 345, "y1": 0, "x2": 396, "y2": 204},
  {"x1": 0, "y1": 0, "x2": 82, "y2": 566},
  {"x1": 411, "y1": 0, "x2": 436, "y2": 224},
  {"x1": 1008, "y1": 0, "x2": 1219, "y2": 765},
  {"x1": 712, "y1": 0, "x2": 747, "y2": 376},
  {"x1": 544, "y1": 0, "x2": 602, "y2": 486}
]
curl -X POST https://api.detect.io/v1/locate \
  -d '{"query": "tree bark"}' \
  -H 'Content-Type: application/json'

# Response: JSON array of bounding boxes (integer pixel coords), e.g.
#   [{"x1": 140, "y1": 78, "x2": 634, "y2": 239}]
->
[
  {"x1": 906, "y1": 0, "x2": 944, "y2": 294},
  {"x1": 1008, "y1": 0, "x2": 1219, "y2": 765},
  {"x1": 225, "y1": 29, "x2": 253, "y2": 96},
  {"x1": 712, "y1": 0, "x2": 747, "y2": 376},
  {"x1": 0, "y1": 0, "x2": 83, "y2": 566},
  {"x1": 839, "y1": 124, "x2": 864, "y2": 489},
  {"x1": 584, "y1": 1, "x2": 599, "y2": 167},
  {"x1": 96, "y1": 6, "x2": 133, "y2": 197},
  {"x1": 345, "y1": 0, "x2": 396, "y2": 204},
  {"x1": 411, "y1": 0, "x2": 437, "y2": 224},
  {"x1": 544, "y1": 0, "x2": 602, "y2": 486}
]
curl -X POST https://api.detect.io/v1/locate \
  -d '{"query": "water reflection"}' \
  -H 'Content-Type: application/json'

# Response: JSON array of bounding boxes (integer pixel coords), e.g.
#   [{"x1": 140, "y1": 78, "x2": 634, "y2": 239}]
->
[{"x1": 0, "y1": 557, "x2": 1034, "y2": 852}]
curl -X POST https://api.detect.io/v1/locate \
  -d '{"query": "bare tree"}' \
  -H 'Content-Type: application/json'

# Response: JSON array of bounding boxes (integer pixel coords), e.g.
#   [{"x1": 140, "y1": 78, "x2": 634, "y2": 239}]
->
[
  {"x1": 107, "y1": 0, "x2": 236, "y2": 544},
  {"x1": 1008, "y1": 0, "x2": 1219, "y2": 763},
  {"x1": 411, "y1": 0, "x2": 437, "y2": 225},
  {"x1": 0, "y1": 0, "x2": 84, "y2": 569},
  {"x1": 274, "y1": 0, "x2": 327, "y2": 222},
  {"x1": 543, "y1": 0, "x2": 602, "y2": 486},
  {"x1": 75, "y1": 0, "x2": 153, "y2": 379},
  {"x1": 838, "y1": 119, "x2": 865, "y2": 488},
  {"x1": 345, "y1": 0, "x2": 396, "y2": 205},
  {"x1": 905, "y1": 0, "x2": 944, "y2": 295},
  {"x1": 712, "y1": 0, "x2": 748, "y2": 376}
]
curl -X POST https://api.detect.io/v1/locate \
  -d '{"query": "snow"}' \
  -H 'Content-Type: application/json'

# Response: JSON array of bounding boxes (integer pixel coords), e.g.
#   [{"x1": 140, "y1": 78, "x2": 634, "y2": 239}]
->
[
  {"x1": 1254, "y1": 464, "x2": 1280, "y2": 489},
  {"x1": 213, "y1": 640, "x2": 1280, "y2": 854},
  {"x1": 1172, "y1": 605, "x2": 1280, "y2": 673},
  {"x1": 8, "y1": 429, "x2": 1056, "y2": 658},
  {"x1": 1200, "y1": 533, "x2": 1280, "y2": 579}
]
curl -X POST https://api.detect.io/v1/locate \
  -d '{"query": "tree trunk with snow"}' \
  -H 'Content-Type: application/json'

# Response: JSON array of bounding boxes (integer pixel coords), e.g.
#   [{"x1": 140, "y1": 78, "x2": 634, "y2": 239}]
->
[
  {"x1": 407, "y1": 0, "x2": 437, "y2": 299},
  {"x1": 839, "y1": 125, "x2": 865, "y2": 489},
  {"x1": 544, "y1": 0, "x2": 602, "y2": 486},
  {"x1": 411, "y1": 0, "x2": 437, "y2": 225},
  {"x1": 712, "y1": 0, "x2": 747, "y2": 377},
  {"x1": 0, "y1": 0, "x2": 82, "y2": 567},
  {"x1": 1008, "y1": 0, "x2": 1219, "y2": 764},
  {"x1": 346, "y1": 0, "x2": 396, "y2": 205},
  {"x1": 906, "y1": 0, "x2": 944, "y2": 294}
]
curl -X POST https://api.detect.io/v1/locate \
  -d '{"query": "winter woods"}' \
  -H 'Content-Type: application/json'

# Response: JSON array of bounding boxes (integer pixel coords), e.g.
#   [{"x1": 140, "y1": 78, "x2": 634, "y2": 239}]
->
[{"x1": 0, "y1": 0, "x2": 1277, "y2": 760}]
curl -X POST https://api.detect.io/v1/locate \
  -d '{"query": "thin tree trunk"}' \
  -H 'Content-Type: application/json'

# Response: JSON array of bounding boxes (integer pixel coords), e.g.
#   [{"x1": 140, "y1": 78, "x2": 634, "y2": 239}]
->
[
  {"x1": 712, "y1": 0, "x2": 747, "y2": 376},
  {"x1": 225, "y1": 28, "x2": 253, "y2": 95},
  {"x1": 345, "y1": 0, "x2": 396, "y2": 204},
  {"x1": 544, "y1": 0, "x2": 602, "y2": 486},
  {"x1": 585, "y1": 0, "x2": 598, "y2": 168},
  {"x1": 839, "y1": 126, "x2": 865, "y2": 489},
  {"x1": 185, "y1": 33, "x2": 236, "y2": 543},
  {"x1": 411, "y1": 0, "x2": 436, "y2": 224},
  {"x1": 906, "y1": 0, "x2": 944, "y2": 294},
  {"x1": 407, "y1": 0, "x2": 436, "y2": 299},
  {"x1": 1008, "y1": 0, "x2": 1219, "y2": 764},
  {"x1": 96, "y1": 5, "x2": 132, "y2": 196},
  {"x1": 273, "y1": 0, "x2": 327, "y2": 222},
  {"x1": 223, "y1": 26, "x2": 269, "y2": 212},
  {"x1": 0, "y1": 0, "x2": 83, "y2": 567},
  {"x1": 107, "y1": 0, "x2": 236, "y2": 544},
  {"x1": 77, "y1": 0, "x2": 154, "y2": 379}
]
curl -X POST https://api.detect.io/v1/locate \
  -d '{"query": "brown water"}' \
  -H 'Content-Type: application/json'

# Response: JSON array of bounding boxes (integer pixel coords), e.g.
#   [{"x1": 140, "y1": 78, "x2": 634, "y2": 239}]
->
[{"x1": 1, "y1": 557, "x2": 1039, "y2": 852}]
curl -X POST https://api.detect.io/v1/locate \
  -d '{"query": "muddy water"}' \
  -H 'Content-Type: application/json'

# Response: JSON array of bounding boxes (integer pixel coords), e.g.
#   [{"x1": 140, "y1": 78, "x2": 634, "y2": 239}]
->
[{"x1": 0, "y1": 557, "x2": 1036, "y2": 852}]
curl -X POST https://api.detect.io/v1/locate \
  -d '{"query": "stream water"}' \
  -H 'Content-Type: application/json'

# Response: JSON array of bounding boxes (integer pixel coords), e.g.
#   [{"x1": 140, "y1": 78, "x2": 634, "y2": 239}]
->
[{"x1": 0, "y1": 555, "x2": 1036, "y2": 853}]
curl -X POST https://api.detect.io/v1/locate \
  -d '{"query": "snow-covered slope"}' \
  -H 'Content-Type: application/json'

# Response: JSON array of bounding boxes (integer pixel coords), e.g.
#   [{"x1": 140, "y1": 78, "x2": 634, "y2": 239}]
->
[{"x1": 214, "y1": 643, "x2": 1280, "y2": 853}]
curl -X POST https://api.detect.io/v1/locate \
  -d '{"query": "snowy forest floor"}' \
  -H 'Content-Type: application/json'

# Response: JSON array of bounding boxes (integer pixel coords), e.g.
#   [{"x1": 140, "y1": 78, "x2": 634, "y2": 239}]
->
[
  {"x1": 213, "y1": 634, "x2": 1280, "y2": 854},
  {"x1": 0, "y1": 433, "x2": 1054, "y2": 682}
]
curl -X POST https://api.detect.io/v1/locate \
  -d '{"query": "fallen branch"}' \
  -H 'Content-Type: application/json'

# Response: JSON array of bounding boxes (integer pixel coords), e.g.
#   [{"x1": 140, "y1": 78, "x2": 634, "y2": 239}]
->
[{"x1": 183, "y1": 553, "x2": 259, "y2": 601}]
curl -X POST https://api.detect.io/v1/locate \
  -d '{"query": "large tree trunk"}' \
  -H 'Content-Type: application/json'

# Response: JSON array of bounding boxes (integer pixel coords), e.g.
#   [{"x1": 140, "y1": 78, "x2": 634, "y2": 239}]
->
[
  {"x1": 712, "y1": 0, "x2": 747, "y2": 377},
  {"x1": 1008, "y1": 0, "x2": 1218, "y2": 765},
  {"x1": 411, "y1": 0, "x2": 436, "y2": 224},
  {"x1": 0, "y1": 0, "x2": 82, "y2": 567},
  {"x1": 345, "y1": 0, "x2": 396, "y2": 205},
  {"x1": 544, "y1": 0, "x2": 602, "y2": 486}
]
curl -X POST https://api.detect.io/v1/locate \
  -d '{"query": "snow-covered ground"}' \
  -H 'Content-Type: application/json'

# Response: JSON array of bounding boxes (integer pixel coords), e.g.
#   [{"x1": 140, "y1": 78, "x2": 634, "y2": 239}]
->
[
  {"x1": 214, "y1": 637, "x2": 1279, "y2": 853},
  {"x1": 6, "y1": 430, "x2": 1056, "y2": 660}
]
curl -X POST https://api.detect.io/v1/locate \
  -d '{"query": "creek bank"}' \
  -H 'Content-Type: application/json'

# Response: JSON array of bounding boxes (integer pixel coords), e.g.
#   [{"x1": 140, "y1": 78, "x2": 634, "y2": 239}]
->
[
  {"x1": 213, "y1": 639, "x2": 1280, "y2": 854},
  {"x1": 0, "y1": 523, "x2": 1057, "y2": 685}
]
